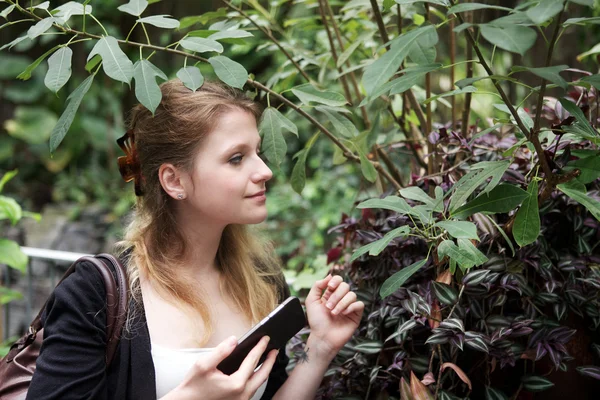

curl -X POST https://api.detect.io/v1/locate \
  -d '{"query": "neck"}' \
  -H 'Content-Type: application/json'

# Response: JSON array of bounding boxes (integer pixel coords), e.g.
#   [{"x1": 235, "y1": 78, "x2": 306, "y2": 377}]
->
[{"x1": 175, "y1": 207, "x2": 227, "y2": 279}]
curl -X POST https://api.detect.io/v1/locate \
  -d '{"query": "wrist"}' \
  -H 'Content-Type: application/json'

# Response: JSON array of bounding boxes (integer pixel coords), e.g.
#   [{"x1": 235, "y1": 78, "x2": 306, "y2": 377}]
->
[{"x1": 306, "y1": 333, "x2": 338, "y2": 362}]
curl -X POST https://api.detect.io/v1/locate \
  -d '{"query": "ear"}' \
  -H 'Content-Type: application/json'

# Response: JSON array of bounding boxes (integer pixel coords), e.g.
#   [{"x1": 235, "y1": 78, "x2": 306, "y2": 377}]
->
[{"x1": 158, "y1": 163, "x2": 189, "y2": 200}]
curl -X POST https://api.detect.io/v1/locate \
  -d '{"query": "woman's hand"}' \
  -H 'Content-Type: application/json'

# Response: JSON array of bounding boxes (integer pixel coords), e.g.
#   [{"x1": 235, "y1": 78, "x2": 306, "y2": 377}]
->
[
  {"x1": 305, "y1": 274, "x2": 365, "y2": 356},
  {"x1": 162, "y1": 335, "x2": 278, "y2": 400}
]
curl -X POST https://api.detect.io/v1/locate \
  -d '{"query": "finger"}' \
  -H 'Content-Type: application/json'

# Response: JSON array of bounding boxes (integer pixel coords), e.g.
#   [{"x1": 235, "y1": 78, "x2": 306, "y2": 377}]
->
[
  {"x1": 234, "y1": 335, "x2": 271, "y2": 381},
  {"x1": 342, "y1": 300, "x2": 365, "y2": 316},
  {"x1": 306, "y1": 274, "x2": 333, "y2": 303},
  {"x1": 321, "y1": 275, "x2": 344, "y2": 302},
  {"x1": 246, "y1": 349, "x2": 279, "y2": 394},
  {"x1": 325, "y1": 282, "x2": 350, "y2": 311},
  {"x1": 331, "y1": 291, "x2": 357, "y2": 315},
  {"x1": 204, "y1": 335, "x2": 238, "y2": 370}
]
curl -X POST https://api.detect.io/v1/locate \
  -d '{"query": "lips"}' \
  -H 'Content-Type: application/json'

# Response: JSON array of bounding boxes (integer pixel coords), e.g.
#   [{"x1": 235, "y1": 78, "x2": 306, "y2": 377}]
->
[{"x1": 246, "y1": 190, "x2": 266, "y2": 198}]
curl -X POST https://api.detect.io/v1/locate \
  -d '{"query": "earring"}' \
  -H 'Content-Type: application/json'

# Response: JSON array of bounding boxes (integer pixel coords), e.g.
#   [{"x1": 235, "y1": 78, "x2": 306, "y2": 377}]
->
[{"x1": 177, "y1": 193, "x2": 185, "y2": 200}]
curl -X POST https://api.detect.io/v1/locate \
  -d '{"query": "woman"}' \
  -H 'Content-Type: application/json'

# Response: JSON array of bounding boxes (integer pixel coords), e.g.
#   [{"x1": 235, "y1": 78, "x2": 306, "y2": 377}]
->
[{"x1": 27, "y1": 79, "x2": 364, "y2": 399}]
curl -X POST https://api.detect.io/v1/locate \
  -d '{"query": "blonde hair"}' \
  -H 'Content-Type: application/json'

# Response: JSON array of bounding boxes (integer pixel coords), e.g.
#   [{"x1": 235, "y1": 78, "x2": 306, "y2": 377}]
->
[{"x1": 116, "y1": 79, "x2": 284, "y2": 346}]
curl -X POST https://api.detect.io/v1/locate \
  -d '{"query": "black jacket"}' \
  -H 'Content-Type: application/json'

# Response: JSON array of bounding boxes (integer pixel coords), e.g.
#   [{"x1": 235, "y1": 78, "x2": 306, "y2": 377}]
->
[{"x1": 26, "y1": 260, "x2": 290, "y2": 399}]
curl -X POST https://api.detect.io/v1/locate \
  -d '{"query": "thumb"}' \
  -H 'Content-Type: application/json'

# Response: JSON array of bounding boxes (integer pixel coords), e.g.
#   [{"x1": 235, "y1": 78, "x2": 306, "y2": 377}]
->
[
  {"x1": 306, "y1": 274, "x2": 332, "y2": 304},
  {"x1": 205, "y1": 335, "x2": 237, "y2": 369}
]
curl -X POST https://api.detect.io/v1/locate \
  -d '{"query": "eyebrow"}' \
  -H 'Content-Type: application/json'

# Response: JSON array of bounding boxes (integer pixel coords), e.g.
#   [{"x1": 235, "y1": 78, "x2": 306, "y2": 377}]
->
[{"x1": 224, "y1": 138, "x2": 262, "y2": 154}]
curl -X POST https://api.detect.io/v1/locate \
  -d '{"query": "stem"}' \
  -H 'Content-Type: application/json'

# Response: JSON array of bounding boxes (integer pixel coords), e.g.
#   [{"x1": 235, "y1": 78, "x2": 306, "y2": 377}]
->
[
  {"x1": 317, "y1": 0, "x2": 353, "y2": 105},
  {"x1": 461, "y1": 8, "x2": 474, "y2": 139},
  {"x1": 89, "y1": 14, "x2": 108, "y2": 36},
  {"x1": 125, "y1": 22, "x2": 138, "y2": 42},
  {"x1": 449, "y1": 4, "x2": 554, "y2": 183},
  {"x1": 450, "y1": 17, "x2": 456, "y2": 129},
  {"x1": 533, "y1": 8, "x2": 565, "y2": 133},
  {"x1": 141, "y1": 22, "x2": 151, "y2": 45},
  {"x1": 221, "y1": 0, "x2": 312, "y2": 83},
  {"x1": 324, "y1": 0, "x2": 370, "y2": 127}
]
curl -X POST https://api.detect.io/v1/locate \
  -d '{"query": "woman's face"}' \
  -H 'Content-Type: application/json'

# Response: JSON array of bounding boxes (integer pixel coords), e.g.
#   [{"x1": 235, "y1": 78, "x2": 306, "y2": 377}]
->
[{"x1": 185, "y1": 108, "x2": 273, "y2": 225}]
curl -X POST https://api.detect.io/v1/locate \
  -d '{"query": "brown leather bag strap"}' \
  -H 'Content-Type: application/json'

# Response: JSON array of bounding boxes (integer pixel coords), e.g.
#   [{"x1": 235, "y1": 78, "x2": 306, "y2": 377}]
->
[{"x1": 26, "y1": 254, "x2": 128, "y2": 367}]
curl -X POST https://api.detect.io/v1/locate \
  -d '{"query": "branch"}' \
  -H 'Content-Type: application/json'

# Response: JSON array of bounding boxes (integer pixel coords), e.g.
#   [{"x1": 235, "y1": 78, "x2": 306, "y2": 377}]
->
[
  {"x1": 10, "y1": 1, "x2": 402, "y2": 191},
  {"x1": 221, "y1": 0, "x2": 312, "y2": 83},
  {"x1": 451, "y1": 9, "x2": 554, "y2": 181}
]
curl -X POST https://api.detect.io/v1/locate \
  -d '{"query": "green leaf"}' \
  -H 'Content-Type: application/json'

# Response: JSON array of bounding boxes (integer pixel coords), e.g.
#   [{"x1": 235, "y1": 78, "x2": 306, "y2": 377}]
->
[
  {"x1": 208, "y1": 29, "x2": 253, "y2": 41},
  {"x1": 494, "y1": 103, "x2": 533, "y2": 137},
  {"x1": 53, "y1": 1, "x2": 92, "y2": 24},
  {"x1": 448, "y1": 3, "x2": 513, "y2": 14},
  {"x1": 435, "y1": 221, "x2": 479, "y2": 240},
  {"x1": 208, "y1": 56, "x2": 248, "y2": 89},
  {"x1": 355, "y1": 143, "x2": 377, "y2": 183},
  {"x1": 452, "y1": 184, "x2": 529, "y2": 218},
  {"x1": 581, "y1": 74, "x2": 600, "y2": 90},
  {"x1": 455, "y1": 75, "x2": 519, "y2": 89},
  {"x1": 479, "y1": 24, "x2": 537, "y2": 56},
  {"x1": 449, "y1": 160, "x2": 511, "y2": 212},
  {"x1": 563, "y1": 155, "x2": 600, "y2": 184},
  {"x1": 395, "y1": 0, "x2": 450, "y2": 6},
  {"x1": 361, "y1": 64, "x2": 441, "y2": 105},
  {"x1": 432, "y1": 281, "x2": 458, "y2": 305},
  {"x1": 458, "y1": 238, "x2": 488, "y2": 267},
  {"x1": 0, "y1": 238, "x2": 27, "y2": 272},
  {"x1": 380, "y1": 259, "x2": 427, "y2": 298},
  {"x1": 400, "y1": 186, "x2": 439, "y2": 211},
  {"x1": 49, "y1": 74, "x2": 95, "y2": 153},
  {"x1": 577, "y1": 43, "x2": 600, "y2": 61},
  {"x1": 0, "y1": 195, "x2": 22, "y2": 224},
  {"x1": 0, "y1": 35, "x2": 30, "y2": 52},
  {"x1": 563, "y1": 16, "x2": 600, "y2": 26},
  {"x1": 337, "y1": 39, "x2": 363, "y2": 68},
  {"x1": 368, "y1": 226, "x2": 410, "y2": 257},
  {"x1": 16, "y1": 45, "x2": 60, "y2": 81},
  {"x1": 512, "y1": 64, "x2": 568, "y2": 90},
  {"x1": 117, "y1": 0, "x2": 148, "y2": 16},
  {"x1": 291, "y1": 149, "x2": 309, "y2": 194},
  {"x1": 1, "y1": 4, "x2": 15, "y2": 19},
  {"x1": 407, "y1": 24, "x2": 438, "y2": 65},
  {"x1": 569, "y1": 0, "x2": 593, "y2": 5},
  {"x1": 87, "y1": 36, "x2": 133, "y2": 85},
  {"x1": 137, "y1": 15, "x2": 180, "y2": 29},
  {"x1": 485, "y1": 387, "x2": 509, "y2": 400},
  {"x1": 176, "y1": 66, "x2": 204, "y2": 92},
  {"x1": 357, "y1": 196, "x2": 413, "y2": 214},
  {"x1": 133, "y1": 59, "x2": 166, "y2": 115},
  {"x1": 513, "y1": 179, "x2": 540, "y2": 247},
  {"x1": 526, "y1": 0, "x2": 564, "y2": 25},
  {"x1": 559, "y1": 98, "x2": 599, "y2": 139},
  {"x1": 557, "y1": 180, "x2": 600, "y2": 221},
  {"x1": 0, "y1": 170, "x2": 17, "y2": 193},
  {"x1": 362, "y1": 25, "x2": 436, "y2": 96},
  {"x1": 423, "y1": 86, "x2": 477, "y2": 106},
  {"x1": 291, "y1": 84, "x2": 347, "y2": 107},
  {"x1": 258, "y1": 108, "x2": 288, "y2": 167},
  {"x1": 316, "y1": 107, "x2": 358, "y2": 138},
  {"x1": 27, "y1": 17, "x2": 54, "y2": 39},
  {"x1": 44, "y1": 46, "x2": 73, "y2": 93},
  {"x1": 0, "y1": 286, "x2": 23, "y2": 305},
  {"x1": 180, "y1": 37, "x2": 223, "y2": 54},
  {"x1": 522, "y1": 375, "x2": 554, "y2": 392},
  {"x1": 85, "y1": 54, "x2": 101, "y2": 73}
]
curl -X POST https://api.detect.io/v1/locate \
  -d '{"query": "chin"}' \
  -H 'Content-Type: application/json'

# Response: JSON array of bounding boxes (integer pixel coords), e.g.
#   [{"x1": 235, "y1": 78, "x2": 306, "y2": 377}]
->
[{"x1": 243, "y1": 212, "x2": 268, "y2": 225}]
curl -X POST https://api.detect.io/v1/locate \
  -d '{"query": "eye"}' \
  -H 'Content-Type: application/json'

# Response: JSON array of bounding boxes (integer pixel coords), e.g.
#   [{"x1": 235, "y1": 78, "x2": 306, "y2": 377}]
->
[{"x1": 229, "y1": 154, "x2": 243, "y2": 165}]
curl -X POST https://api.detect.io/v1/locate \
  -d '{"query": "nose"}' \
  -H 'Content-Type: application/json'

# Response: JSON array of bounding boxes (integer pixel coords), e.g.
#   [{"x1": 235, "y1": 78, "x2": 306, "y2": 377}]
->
[{"x1": 252, "y1": 155, "x2": 273, "y2": 183}]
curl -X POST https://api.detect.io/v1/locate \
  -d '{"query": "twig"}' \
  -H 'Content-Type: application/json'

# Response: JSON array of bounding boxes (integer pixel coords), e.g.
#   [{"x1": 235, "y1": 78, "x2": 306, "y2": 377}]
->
[
  {"x1": 221, "y1": 0, "x2": 312, "y2": 83},
  {"x1": 317, "y1": 0, "x2": 353, "y2": 104}
]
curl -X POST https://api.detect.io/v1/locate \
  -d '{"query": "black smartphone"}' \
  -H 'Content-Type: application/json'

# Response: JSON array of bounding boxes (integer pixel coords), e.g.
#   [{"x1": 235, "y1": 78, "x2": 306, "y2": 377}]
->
[{"x1": 217, "y1": 296, "x2": 306, "y2": 375}]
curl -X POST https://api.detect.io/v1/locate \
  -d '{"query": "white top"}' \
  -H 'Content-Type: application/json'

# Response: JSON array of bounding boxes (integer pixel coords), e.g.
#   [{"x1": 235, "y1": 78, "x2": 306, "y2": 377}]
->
[{"x1": 151, "y1": 342, "x2": 268, "y2": 399}]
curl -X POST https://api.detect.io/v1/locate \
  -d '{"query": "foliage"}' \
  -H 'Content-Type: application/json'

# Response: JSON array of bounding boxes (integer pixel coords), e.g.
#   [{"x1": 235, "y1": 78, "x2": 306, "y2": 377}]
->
[{"x1": 2, "y1": 0, "x2": 600, "y2": 397}]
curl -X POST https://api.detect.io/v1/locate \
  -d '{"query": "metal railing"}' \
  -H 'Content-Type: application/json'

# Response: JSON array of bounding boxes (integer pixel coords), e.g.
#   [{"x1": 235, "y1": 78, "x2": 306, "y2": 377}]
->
[{"x1": 2, "y1": 247, "x2": 91, "y2": 342}]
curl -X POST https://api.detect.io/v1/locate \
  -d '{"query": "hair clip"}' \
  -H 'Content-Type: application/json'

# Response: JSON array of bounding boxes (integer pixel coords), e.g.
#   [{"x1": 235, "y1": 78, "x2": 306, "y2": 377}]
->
[{"x1": 117, "y1": 129, "x2": 143, "y2": 196}]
